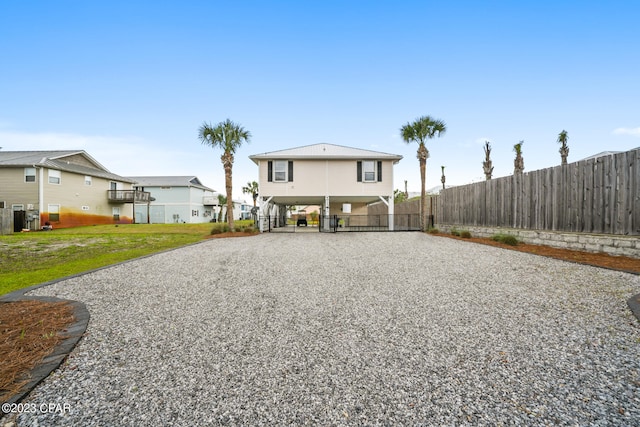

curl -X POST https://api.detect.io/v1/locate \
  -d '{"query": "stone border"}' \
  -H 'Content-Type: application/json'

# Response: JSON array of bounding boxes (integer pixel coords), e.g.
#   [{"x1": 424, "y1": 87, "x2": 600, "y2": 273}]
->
[
  {"x1": 627, "y1": 294, "x2": 640, "y2": 324},
  {"x1": 436, "y1": 224, "x2": 639, "y2": 259}
]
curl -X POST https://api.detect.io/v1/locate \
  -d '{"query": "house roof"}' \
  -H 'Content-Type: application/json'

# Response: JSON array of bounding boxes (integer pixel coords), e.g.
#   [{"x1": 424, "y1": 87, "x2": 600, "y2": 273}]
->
[
  {"x1": 127, "y1": 176, "x2": 215, "y2": 192},
  {"x1": 0, "y1": 150, "x2": 136, "y2": 183},
  {"x1": 249, "y1": 143, "x2": 403, "y2": 164},
  {"x1": 579, "y1": 148, "x2": 640, "y2": 161}
]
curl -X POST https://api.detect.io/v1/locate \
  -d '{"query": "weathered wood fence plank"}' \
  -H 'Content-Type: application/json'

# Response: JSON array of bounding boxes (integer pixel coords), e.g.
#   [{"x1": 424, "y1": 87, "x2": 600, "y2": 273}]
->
[{"x1": 437, "y1": 148, "x2": 639, "y2": 236}]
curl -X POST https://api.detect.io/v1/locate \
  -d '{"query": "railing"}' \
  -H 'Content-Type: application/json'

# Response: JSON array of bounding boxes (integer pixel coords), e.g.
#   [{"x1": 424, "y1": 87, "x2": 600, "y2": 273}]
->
[
  {"x1": 258, "y1": 214, "x2": 421, "y2": 232},
  {"x1": 107, "y1": 190, "x2": 151, "y2": 203}
]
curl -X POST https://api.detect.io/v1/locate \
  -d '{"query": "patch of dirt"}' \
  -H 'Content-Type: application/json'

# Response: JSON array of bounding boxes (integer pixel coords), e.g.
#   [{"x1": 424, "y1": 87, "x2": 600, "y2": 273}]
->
[
  {"x1": 0, "y1": 300, "x2": 75, "y2": 402},
  {"x1": 432, "y1": 232, "x2": 640, "y2": 274}
]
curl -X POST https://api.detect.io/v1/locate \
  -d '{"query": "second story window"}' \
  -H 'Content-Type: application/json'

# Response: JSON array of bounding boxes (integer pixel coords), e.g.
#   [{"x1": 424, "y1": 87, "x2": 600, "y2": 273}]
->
[
  {"x1": 363, "y1": 161, "x2": 376, "y2": 182},
  {"x1": 48, "y1": 170, "x2": 61, "y2": 185},
  {"x1": 268, "y1": 160, "x2": 293, "y2": 182},
  {"x1": 274, "y1": 160, "x2": 287, "y2": 181},
  {"x1": 24, "y1": 167, "x2": 36, "y2": 183},
  {"x1": 357, "y1": 161, "x2": 382, "y2": 182}
]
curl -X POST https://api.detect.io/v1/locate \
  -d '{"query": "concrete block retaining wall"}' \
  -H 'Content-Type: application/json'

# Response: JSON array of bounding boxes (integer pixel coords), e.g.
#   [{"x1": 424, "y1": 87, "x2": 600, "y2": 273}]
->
[{"x1": 436, "y1": 224, "x2": 640, "y2": 259}]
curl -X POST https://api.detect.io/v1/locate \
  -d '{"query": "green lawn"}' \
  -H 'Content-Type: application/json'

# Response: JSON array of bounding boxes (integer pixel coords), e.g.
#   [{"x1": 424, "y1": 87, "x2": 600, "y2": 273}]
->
[{"x1": 0, "y1": 222, "x2": 253, "y2": 296}]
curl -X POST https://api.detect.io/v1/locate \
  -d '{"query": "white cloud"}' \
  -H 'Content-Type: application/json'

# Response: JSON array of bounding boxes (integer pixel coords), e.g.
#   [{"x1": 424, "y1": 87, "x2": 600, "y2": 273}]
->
[{"x1": 612, "y1": 127, "x2": 640, "y2": 137}]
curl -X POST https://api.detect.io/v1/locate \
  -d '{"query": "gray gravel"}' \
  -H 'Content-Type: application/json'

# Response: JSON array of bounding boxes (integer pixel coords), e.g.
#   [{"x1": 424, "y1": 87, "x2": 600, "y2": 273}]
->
[{"x1": 5, "y1": 232, "x2": 640, "y2": 426}]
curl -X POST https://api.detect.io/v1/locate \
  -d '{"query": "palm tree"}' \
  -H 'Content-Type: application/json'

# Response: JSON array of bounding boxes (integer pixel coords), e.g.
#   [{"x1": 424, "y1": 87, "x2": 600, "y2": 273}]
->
[
  {"x1": 513, "y1": 141, "x2": 525, "y2": 174},
  {"x1": 216, "y1": 194, "x2": 228, "y2": 223},
  {"x1": 242, "y1": 181, "x2": 259, "y2": 207},
  {"x1": 483, "y1": 141, "x2": 494, "y2": 180},
  {"x1": 401, "y1": 115, "x2": 446, "y2": 231},
  {"x1": 557, "y1": 130, "x2": 569, "y2": 165},
  {"x1": 199, "y1": 119, "x2": 251, "y2": 230},
  {"x1": 440, "y1": 166, "x2": 446, "y2": 190}
]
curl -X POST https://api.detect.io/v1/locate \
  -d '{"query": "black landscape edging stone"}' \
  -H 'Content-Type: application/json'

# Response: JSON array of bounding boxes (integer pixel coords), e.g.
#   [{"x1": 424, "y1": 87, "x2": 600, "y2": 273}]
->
[{"x1": 627, "y1": 294, "x2": 640, "y2": 323}]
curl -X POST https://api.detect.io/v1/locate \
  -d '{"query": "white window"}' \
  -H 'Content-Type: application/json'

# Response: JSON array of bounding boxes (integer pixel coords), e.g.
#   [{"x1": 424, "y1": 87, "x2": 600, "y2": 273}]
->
[
  {"x1": 112, "y1": 207, "x2": 120, "y2": 221},
  {"x1": 274, "y1": 160, "x2": 287, "y2": 182},
  {"x1": 48, "y1": 170, "x2": 61, "y2": 184},
  {"x1": 85, "y1": 176, "x2": 92, "y2": 186},
  {"x1": 25, "y1": 168, "x2": 36, "y2": 183},
  {"x1": 363, "y1": 161, "x2": 376, "y2": 182},
  {"x1": 48, "y1": 204, "x2": 60, "y2": 221},
  {"x1": 12, "y1": 204, "x2": 24, "y2": 211}
]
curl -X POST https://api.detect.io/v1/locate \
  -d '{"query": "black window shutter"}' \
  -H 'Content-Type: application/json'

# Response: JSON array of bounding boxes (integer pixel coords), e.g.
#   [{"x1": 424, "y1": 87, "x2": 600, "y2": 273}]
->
[
  {"x1": 288, "y1": 161, "x2": 293, "y2": 182},
  {"x1": 357, "y1": 161, "x2": 362, "y2": 182},
  {"x1": 377, "y1": 161, "x2": 382, "y2": 182},
  {"x1": 268, "y1": 161, "x2": 273, "y2": 182}
]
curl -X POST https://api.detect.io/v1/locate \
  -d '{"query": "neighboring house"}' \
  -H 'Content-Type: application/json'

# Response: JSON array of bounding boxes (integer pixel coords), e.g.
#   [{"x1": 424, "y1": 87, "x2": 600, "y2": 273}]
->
[
  {"x1": 249, "y1": 143, "x2": 402, "y2": 231},
  {"x1": 129, "y1": 176, "x2": 218, "y2": 224},
  {"x1": 234, "y1": 200, "x2": 253, "y2": 221},
  {"x1": 0, "y1": 150, "x2": 148, "y2": 230}
]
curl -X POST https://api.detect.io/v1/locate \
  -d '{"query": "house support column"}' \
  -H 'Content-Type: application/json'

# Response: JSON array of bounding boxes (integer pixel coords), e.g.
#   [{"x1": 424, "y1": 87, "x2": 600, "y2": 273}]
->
[
  {"x1": 378, "y1": 195, "x2": 394, "y2": 231},
  {"x1": 259, "y1": 196, "x2": 273, "y2": 232},
  {"x1": 323, "y1": 195, "x2": 330, "y2": 231}
]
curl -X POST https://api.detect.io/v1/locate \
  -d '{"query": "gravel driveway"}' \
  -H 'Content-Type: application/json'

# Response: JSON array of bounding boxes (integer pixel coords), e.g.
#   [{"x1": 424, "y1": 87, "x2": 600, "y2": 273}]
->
[{"x1": 8, "y1": 232, "x2": 640, "y2": 426}]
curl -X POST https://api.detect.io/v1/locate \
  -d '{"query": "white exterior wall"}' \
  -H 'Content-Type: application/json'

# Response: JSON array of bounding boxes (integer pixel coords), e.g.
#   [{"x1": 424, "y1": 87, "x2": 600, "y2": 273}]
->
[{"x1": 258, "y1": 159, "x2": 395, "y2": 197}]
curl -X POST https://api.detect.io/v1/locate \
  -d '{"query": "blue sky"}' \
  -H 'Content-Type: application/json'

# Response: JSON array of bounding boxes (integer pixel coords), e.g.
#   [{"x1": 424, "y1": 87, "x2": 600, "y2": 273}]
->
[{"x1": 1, "y1": 1, "x2": 639, "y2": 201}]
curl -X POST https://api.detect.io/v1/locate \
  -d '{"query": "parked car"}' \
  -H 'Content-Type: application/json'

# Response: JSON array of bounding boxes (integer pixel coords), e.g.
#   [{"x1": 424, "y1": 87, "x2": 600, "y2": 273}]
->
[{"x1": 296, "y1": 212, "x2": 308, "y2": 226}]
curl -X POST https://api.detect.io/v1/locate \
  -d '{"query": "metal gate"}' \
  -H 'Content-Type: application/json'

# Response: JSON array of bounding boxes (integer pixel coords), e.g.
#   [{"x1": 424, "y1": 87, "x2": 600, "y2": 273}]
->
[{"x1": 319, "y1": 214, "x2": 421, "y2": 232}]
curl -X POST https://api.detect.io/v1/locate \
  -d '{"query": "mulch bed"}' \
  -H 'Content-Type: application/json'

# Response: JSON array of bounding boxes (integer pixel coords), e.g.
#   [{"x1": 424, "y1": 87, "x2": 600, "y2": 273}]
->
[
  {"x1": 432, "y1": 232, "x2": 640, "y2": 274},
  {"x1": 0, "y1": 300, "x2": 75, "y2": 402}
]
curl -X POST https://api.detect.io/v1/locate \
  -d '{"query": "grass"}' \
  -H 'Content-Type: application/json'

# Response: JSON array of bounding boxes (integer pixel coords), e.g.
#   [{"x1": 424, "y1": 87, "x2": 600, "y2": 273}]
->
[{"x1": 0, "y1": 222, "x2": 254, "y2": 296}]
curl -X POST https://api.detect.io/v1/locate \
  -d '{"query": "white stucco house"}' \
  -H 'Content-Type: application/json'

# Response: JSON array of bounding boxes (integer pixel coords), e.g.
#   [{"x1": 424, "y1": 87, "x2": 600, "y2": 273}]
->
[{"x1": 249, "y1": 143, "x2": 402, "y2": 231}]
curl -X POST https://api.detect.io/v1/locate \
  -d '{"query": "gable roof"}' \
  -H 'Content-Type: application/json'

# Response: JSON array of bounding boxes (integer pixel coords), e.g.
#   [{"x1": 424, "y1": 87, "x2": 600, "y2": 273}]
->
[
  {"x1": 0, "y1": 150, "x2": 135, "y2": 183},
  {"x1": 127, "y1": 176, "x2": 215, "y2": 192},
  {"x1": 249, "y1": 143, "x2": 403, "y2": 164},
  {"x1": 579, "y1": 148, "x2": 640, "y2": 162}
]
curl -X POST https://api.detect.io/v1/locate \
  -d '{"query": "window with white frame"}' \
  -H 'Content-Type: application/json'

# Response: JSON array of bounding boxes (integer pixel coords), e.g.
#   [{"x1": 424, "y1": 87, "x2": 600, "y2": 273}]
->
[
  {"x1": 48, "y1": 170, "x2": 61, "y2": 184},
  {"x1": 48, "y1": 204, "x2": 60, "y2": 221},
  {"x1": 357, "y1": 160, "x2": 382, "y2": 182},
  {"x1": 85, "y1": 176, "x2": 92, "y2": 186},
  {"x1": 274, "y1": 160, "x2": 287, "y2": 181},
  {"x1": 268, "y1": 160, "x2": 293, "y2": 182},
  {"x1": 112, "y1": 207, "x2": 120, "y2": 221},
  {"x1": 363, "y1": 161, "x2": 376, "y2": 182},
  {"x1": 25, "y1": 168, "x2": 36, "y2": 183}
]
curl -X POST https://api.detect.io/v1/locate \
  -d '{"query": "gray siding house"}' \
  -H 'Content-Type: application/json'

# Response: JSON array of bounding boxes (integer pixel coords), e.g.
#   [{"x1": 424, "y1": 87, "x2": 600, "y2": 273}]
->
[{"x1": 130, "y1": 176, "x2": 218, "y2": 224}]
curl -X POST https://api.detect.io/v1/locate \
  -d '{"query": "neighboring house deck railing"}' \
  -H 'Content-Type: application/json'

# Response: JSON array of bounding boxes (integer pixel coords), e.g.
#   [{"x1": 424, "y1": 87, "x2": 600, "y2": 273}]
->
[{"x1": 107, "y1": 190, "x2": 151, "y2": 203}]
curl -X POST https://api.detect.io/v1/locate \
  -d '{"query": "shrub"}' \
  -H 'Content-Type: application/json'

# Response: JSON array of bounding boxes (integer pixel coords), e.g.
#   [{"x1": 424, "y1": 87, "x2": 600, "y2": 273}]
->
[
  {"x1": 451, "y1": 228, "x2": 461, "y2": 236},
  {"x1": 491, "y1": 233, "x2": 518, "y2": 246},
  {"x1": 210, "y1": 227, "x2": 222, "y2": 235},
  {"x1": 244, "y1": 227, "x2": 255, "y2": 234},
  {"x1": 460, "y1": 230, "x2": 472, "y2": 238},
  {"x1": 222, "y1": 224, "x2": 230, "y2": 233},
  {"x1": 427, "y1": 227, "x2": 439, "y2": 234}
]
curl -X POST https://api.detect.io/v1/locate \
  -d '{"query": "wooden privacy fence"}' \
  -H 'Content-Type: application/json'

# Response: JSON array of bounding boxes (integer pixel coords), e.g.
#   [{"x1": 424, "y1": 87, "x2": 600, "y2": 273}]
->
[{"x1": 438, "y1": 148, "x2": 640, "y2": 236}]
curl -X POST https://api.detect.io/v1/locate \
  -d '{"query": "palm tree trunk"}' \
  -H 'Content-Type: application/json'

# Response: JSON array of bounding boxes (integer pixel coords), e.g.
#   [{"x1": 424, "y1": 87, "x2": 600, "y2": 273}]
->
[
  {"x1": 417, "y1": 144, "x2": 428, "y2": 231},
  {"x1": 222, "y1": 153, "x2": 235, "y2": 230}
]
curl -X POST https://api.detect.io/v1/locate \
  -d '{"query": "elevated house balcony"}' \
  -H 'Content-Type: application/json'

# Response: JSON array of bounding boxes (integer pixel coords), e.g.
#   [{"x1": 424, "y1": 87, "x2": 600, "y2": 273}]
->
[
  {"x1": 203, "y1": 196, "x2": 219, "y2": 206},
  {"x1": 107, "y1": 190, "x2": 151, "y2": 203}
]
